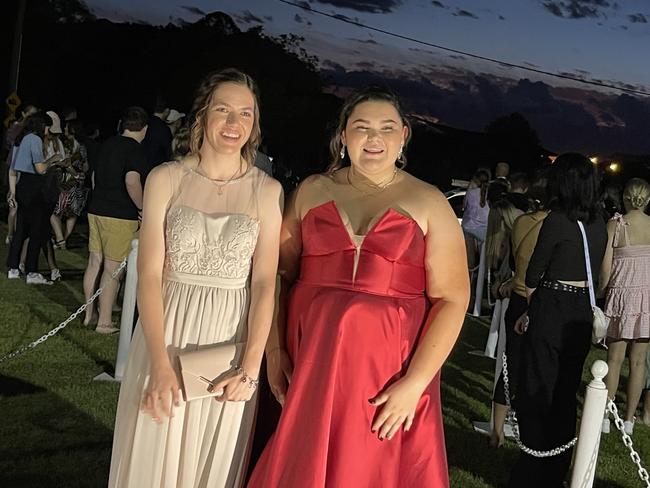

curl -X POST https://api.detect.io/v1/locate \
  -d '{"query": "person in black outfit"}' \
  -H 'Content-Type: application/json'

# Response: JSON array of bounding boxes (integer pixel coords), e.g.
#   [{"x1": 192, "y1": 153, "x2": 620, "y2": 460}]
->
[
  {"x1": 82, "y1": 107, "x2": 148, "y2": 333},
  {"x1": 6, "y1": 112, "x2": 64, "y2": 285},
  {"x1": 508, "y1": 153, "x2": 607, "y2": 488},
  {"x1": 141, "y1": 98, "x2": 172, "y2": 183}
]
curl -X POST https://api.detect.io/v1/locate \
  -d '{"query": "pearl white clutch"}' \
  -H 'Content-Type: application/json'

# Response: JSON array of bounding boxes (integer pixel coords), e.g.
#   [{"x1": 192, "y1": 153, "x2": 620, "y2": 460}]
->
[{"x1": 178, "y1": 342, "x2": 246, "y2": 401}]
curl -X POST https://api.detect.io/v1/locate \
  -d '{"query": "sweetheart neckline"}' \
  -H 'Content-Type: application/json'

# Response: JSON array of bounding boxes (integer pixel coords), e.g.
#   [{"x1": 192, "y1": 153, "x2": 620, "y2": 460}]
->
[{"x1": 303, "y1": 200, "x2": 424, "y2": 249}]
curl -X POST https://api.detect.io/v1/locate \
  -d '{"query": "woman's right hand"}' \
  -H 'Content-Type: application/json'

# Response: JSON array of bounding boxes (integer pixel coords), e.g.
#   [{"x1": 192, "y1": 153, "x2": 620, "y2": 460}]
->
[
  {"x1": 514, "y1": 312, "x2": 529, "y2": 335},
  {"x1": 266, "y1": 348, "x2": 293, "y2": 406},
  {"x1": 142, "y1": 361, "x2": 181, "y2": 423},
  {"x1": 6, "y1": 191, "x2": 16, "y2": 208}
]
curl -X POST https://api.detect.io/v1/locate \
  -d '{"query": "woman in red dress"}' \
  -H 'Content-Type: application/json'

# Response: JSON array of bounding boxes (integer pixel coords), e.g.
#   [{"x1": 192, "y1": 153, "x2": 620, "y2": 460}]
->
[{"x1": 248, "y1": 87, "x2": 469, "y2": 487}]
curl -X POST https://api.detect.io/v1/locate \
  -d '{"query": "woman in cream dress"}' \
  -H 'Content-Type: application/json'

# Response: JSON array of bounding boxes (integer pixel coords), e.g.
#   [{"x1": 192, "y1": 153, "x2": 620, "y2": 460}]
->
[{"x1": 108, "y1": 68, "x2": 282, "y2": 487}]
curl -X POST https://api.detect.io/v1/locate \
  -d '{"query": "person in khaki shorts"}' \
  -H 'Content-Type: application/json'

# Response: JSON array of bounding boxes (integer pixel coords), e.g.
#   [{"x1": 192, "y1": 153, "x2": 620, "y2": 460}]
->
[{"x1": 83, "y1": 107, "x2": 148, "y2": 333}]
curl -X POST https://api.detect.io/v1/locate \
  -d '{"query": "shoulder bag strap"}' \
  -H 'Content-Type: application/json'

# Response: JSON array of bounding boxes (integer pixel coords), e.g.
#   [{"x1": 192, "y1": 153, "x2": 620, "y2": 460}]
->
[{"x1": 577, "y1": 221, "x2": 596, "y2": 309}]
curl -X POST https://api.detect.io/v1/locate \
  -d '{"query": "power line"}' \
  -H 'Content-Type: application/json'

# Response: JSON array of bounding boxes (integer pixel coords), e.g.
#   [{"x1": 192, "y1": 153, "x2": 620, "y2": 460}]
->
[{"x1": 278, "y1": 0, "x2": 650, "y2": 97}]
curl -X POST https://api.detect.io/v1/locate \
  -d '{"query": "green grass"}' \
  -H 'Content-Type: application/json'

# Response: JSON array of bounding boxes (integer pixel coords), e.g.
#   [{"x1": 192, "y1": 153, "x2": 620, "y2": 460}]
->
[{"x1": 0, "y1": 223, "x2": 648, "y2": 487}]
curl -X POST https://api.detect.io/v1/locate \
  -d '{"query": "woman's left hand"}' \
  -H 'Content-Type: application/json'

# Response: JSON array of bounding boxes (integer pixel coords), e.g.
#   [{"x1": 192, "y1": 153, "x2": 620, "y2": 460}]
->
[
  {"x1": 370, "y1": 376, "x2": 427, "y2": 440},
  {"x1": 209, "y1": 370, "x2": 257, "y2": 403}
]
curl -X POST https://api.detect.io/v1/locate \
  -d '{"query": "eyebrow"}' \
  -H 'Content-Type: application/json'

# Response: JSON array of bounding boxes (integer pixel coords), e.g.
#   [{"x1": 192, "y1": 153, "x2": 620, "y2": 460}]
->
[
  {"x1": 350, "y1": 118, "x2": 398, "y2": 124},
  {"x1": 211, "y1": 99, "x2": 254, "y2": 111}
]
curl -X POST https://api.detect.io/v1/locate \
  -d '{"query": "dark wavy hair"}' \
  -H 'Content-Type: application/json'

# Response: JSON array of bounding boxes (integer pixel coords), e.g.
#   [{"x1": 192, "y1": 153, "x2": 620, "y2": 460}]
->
[
  {"x1": 547, "y1": 153, "x2": 601, "y2": 223},
  {"x1": 327, "y1": 85, "x2": 411, "y2": 173},
  {"x1": 189, "y1": 68, "x2": 261, "y2": 165},
  {"x1": 15, "y1": 111, "x2": 50, "y2": 146}
]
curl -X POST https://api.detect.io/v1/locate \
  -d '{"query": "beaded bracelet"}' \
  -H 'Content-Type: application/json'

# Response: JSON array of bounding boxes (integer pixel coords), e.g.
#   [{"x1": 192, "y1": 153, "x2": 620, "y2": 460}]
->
[{"x1": 235, "y1": 366, "x2": 259, "y2": 390}]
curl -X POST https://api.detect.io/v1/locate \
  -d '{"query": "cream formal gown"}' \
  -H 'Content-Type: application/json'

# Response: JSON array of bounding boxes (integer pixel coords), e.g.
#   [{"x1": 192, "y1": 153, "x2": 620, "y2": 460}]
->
[{"x1": 108, "y1": 161, "x2": 266, "y2": 488}]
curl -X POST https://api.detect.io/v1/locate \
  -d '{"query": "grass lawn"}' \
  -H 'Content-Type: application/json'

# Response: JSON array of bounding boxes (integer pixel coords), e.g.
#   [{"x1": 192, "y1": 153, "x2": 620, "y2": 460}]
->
[{"x1": 0, "y1": 222, "x2": 648, "y2": 487}]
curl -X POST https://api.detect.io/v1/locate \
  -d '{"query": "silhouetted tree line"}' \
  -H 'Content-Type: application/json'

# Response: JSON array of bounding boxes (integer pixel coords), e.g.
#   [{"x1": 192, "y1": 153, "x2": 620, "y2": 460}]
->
[{"x1": 3, "y1": 0, "x2": 560, "y2": 190}]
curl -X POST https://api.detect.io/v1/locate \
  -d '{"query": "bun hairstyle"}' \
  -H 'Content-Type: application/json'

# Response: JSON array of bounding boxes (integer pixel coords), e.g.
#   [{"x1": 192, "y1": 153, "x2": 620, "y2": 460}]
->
[{"x1": 623, "y1": 178, "x2": 650, "y2": 210}]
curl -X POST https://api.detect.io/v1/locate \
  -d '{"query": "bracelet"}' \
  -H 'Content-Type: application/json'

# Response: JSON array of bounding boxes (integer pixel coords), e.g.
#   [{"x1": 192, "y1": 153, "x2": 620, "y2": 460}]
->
[{"x1": 235, "y1": 366, "x2": 259, "y2": 390}]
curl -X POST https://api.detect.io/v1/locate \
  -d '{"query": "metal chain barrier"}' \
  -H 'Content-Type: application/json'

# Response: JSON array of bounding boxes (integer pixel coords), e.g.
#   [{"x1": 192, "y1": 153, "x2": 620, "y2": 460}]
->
[
  {"x1": 607, "y1": 400, "x2": 650, "y2": 487},
  {"x1": 502, "y1": 352, "x2": 578, "y2": 457},
  {"x1": 0, "y1": 258, "x2": 128, "y2": 365}
]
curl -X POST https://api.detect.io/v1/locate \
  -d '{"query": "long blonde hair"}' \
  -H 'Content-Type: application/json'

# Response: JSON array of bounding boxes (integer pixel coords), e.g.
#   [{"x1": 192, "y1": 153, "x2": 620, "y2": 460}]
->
[
  {"x1": 189, "y1": 68, "x2": 261, "y2": 164},
  {"x1": 623, "y1": 178, "x2": 650, "y2": 210},
  {"x1": 486, "y1": 199, "x2": 521, "y2": 270}
]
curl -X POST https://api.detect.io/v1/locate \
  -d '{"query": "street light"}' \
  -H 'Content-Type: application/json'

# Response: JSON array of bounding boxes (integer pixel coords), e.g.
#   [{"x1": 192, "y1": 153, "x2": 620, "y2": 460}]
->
[
  {"x1": 589, "y1": 156, "x2": 599, "y2": 165},
  {"x1": 607, "y1": 162, "x2": 620, "y2": 173}
]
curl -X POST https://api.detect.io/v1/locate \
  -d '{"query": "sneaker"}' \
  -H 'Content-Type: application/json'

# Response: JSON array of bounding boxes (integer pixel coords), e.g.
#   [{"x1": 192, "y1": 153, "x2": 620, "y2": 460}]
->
[
  {"x1": 5, "y1": 235, "x2": 12, "y2": 245},
  {"x1": 50, "y1": 268, "x2": 61, "y2": 282},
  {"x1": 26, "y1": 272, "x2": 53, "y2": 285},
  {"x1": 602, "y1": 418, "x2": 610, "y2": 434},
  {"x1": 18, "y1": 263, "x2": 25, "y2": 275},
  {"x1": 624, "y1": 420, "x2": 634, "y2": 435},
  {"x1": 7, "y1": 269, "x2": 20, "y2": 279}
]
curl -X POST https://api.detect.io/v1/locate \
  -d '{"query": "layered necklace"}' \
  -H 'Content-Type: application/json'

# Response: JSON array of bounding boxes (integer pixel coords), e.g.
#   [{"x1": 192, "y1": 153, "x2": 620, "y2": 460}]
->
[
  {"x1": 194, "y1": 157, "x2": 249, "y2": 195},
  {"x1": 346, "y1": 165, "x2": 400, "y2": 195}
]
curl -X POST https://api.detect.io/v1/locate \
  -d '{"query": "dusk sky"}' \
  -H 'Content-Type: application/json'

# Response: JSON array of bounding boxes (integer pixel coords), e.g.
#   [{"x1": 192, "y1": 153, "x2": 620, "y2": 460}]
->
[{"x1": 83, "y1": 0, "x2": 650, "y2": 153}]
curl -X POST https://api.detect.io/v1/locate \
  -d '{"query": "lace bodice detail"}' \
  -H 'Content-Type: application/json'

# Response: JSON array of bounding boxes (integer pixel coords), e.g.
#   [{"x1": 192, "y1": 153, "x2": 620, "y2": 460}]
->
[{"x1": 164, "y1": 205, "x2": 259, "y2": 280}]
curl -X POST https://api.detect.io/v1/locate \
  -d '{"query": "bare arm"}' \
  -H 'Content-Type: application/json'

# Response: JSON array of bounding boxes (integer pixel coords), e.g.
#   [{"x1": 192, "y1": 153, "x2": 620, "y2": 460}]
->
[
  {"x1": 125, "y1": 170, "x2": 143, "y2": 211},
  {"x1": 371, "y1": 188, "x2": 470, "y2": 439},
  {"x1": 33, "y1": 154, "x2": 62, "y2": 175},
  {"x1": 8, "y1": 168, "x2": 17, "y2": 196},
  {"x1": 265, "y1": 182, "x2": 307, "y2": 405},
  {"x1": 240, "y1": 178, "x2": 284, "y2": 379},
  {"x1": 137, "y1": 166, "x2": 172, "y2": 369},
  {"x1": 405, "y1": 189, "x2": 470, "y2": 387},
  {"x1": 597, "y1": 219, "x2": 616, "y2": 297}
]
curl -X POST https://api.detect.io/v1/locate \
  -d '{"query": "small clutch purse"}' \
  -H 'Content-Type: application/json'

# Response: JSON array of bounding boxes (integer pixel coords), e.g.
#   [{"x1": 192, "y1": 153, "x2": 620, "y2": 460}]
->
[{"x1": 178, "y1": 342, "x2": 246, "y2": 402}]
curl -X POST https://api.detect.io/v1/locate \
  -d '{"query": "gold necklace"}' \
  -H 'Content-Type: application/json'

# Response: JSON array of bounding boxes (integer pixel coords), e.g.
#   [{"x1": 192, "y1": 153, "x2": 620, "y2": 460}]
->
[
  {"x1": 346, "y1": 166, "x2": 399, "y2": 195},
  {"x1": 196, "y1": 158, "x2": 249, "y2": 195}
]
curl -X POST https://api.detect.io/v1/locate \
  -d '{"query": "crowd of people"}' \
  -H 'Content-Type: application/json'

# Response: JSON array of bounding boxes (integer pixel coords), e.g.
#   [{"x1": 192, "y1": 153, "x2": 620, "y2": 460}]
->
[
  {"x1": 461, "y1": 155, "x2": 650, "y2": 486},
  {"x1": 2, "y1": 67, "x2": 649, "y2": 488}
]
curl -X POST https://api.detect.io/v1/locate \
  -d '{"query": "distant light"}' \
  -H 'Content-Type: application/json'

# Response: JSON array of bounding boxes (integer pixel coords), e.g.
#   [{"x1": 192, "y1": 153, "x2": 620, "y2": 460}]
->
[
  {"x1": 589, "y1": 156, "x2": 599, "y2": 165},
  {"x1": 549, "y1": 155, "x2": 558, "y2": 163},
  {"x1": 608, "y1": 162, "x2": 620, "y2": 173}
]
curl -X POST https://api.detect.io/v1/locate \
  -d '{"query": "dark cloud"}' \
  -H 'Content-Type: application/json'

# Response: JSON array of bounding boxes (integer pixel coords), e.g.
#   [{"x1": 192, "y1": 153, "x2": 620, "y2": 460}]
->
[
  {"x1": 320, "y1": 65, "x2": 650, "y2": 154},
  {"x1": 453, "y1": 9, "x2": 478, "y2": 19},
  {"x1": 431, "y1": 1, "x2": 447, "y2": 8},
  {"x1": 629, "y1": 13, "x2": 648, "y2": 23},
  {"x1": 294, "y1": 13, "x2": 313, "y2": 25},
  {"x1": 312, "y1": 0, "x2": 403, "y2": 14},
  {"x1": 499, "y1": 15, "x2": 506, "y2": 20},
  {"x1": 264, "y1": 15, "x2": 273, "y2": 21},
  {"x1": 356, "y1": 61, "x2": 376, "y2": 69},
  {"x1": 235, "y1": 10, "x2": 265, "y2": 25},
  {"x1": 180, "y1": 6, "x2": 206, "y2": 16},
  {"x1": 295, "y1": 1, "x2": 311, "y2": 9},
  {"x1": 542, "y1": 1, "x2": 613, "y2": 19},
  {"x1": 333, "y1": 13, "x2": 361, "y2": 23},
  {"x1": 348, "y1": 37, "x2": 379, "y2": 44},
  {"x1": 449, "y1": 54, "x2": 466, "y2": 60}
]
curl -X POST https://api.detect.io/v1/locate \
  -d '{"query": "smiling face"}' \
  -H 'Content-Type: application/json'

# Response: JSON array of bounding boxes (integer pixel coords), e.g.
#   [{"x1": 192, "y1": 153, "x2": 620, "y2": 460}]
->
[
  {"x1": 341, "y1": 100, "x2": 408, "y2": 174},
  {"x1": 201, "y1": 82, "x2": 256, "y2": 157}
]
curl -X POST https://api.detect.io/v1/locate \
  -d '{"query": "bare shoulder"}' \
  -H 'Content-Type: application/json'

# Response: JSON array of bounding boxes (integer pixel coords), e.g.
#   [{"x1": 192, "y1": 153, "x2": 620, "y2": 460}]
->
[{"x1": 401, "y1": 171, "x2": 447, "y2": 209}]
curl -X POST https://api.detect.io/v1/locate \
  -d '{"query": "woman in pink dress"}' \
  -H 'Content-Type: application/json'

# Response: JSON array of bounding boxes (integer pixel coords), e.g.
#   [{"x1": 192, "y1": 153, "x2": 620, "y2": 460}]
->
[
  {"x1": 599, "y1": 178, "x2": 650, "y2": 435},
  {"x1": 248, "y1": 86, "x2": 469, "y2": 487}
]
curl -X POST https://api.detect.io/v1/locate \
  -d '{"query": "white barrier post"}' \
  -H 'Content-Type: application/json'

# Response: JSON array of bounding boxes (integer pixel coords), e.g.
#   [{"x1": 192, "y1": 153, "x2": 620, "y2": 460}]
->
[
  {"x1": 570, "y1": 360, "x2": 609, "y2": 488},
  {"x1": 472, "y1": 241, "x2": 486, "y2": 317},
  {"x1": 94, "y1": 239, "x2": 139, "y2": 382}
]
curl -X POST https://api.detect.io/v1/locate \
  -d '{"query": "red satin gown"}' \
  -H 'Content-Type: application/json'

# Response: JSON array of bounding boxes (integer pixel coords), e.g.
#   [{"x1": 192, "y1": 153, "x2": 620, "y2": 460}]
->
[{"x1": 248, "y1": 200, "x2": 449, "y2": 487}]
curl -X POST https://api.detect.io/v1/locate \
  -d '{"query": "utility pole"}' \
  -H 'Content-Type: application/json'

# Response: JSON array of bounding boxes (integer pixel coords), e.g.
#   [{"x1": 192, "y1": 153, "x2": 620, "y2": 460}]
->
[{"x1": 9, "y1": 0, "x2": 27, "y2": 94}]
